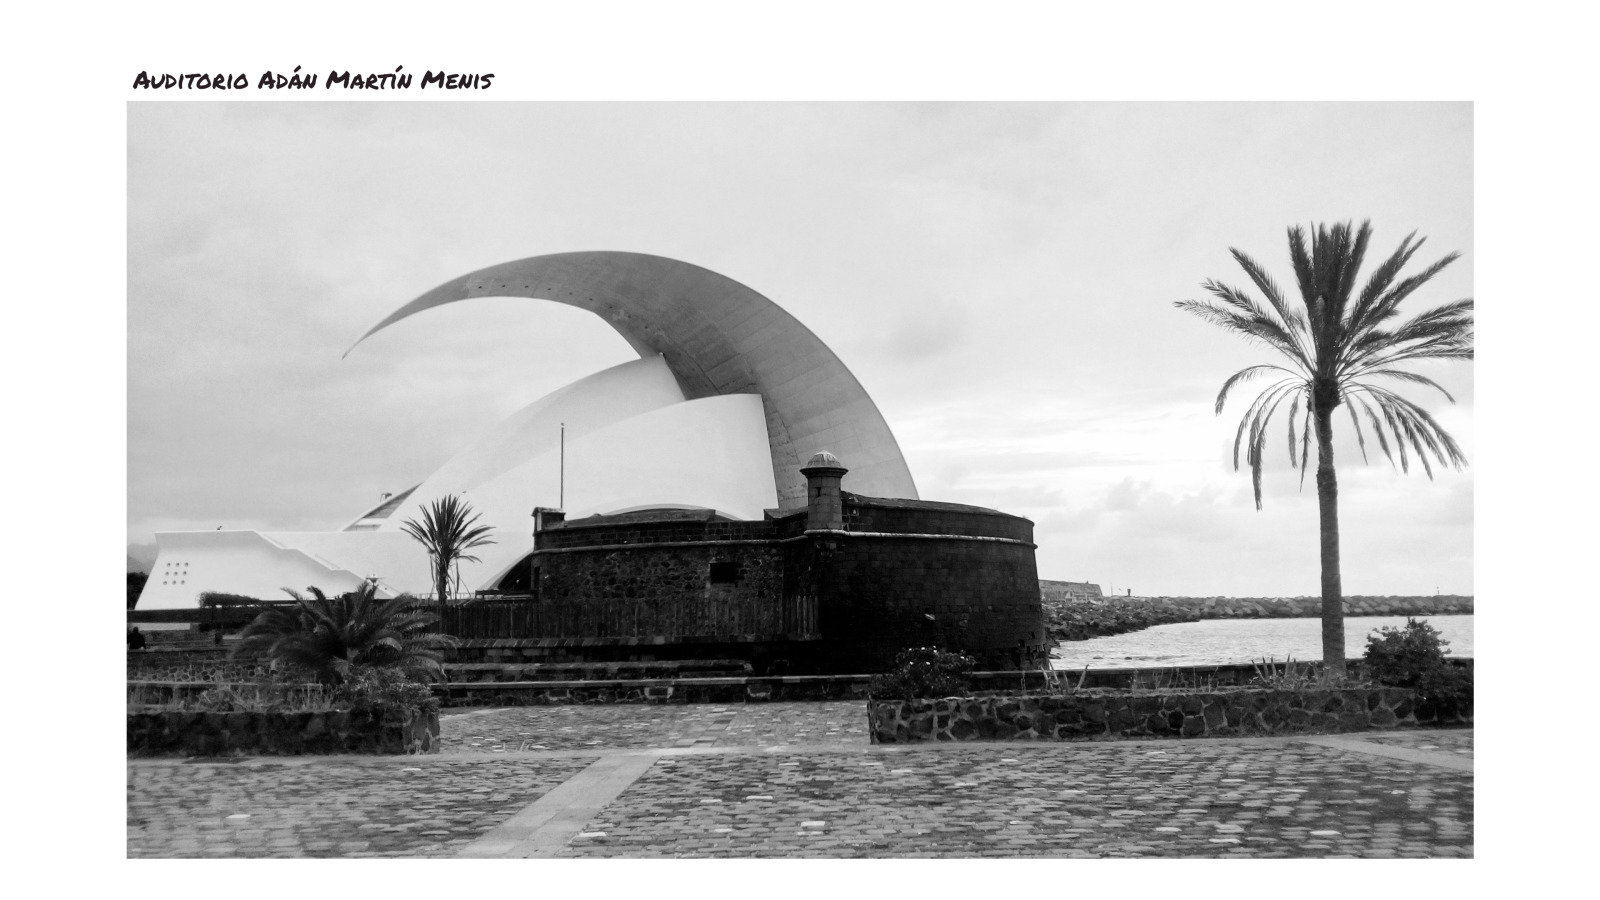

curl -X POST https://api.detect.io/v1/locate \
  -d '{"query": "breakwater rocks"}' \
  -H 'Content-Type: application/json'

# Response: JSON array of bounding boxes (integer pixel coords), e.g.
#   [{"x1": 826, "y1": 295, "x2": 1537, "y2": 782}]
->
[{"x1": 1042, "y1": 594, "x2": 1472, "y2": 643}]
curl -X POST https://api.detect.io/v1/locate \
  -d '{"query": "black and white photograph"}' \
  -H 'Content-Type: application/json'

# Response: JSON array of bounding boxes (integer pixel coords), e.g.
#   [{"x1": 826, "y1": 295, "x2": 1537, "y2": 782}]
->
[
  {"x1": 18, "y1": 2, "x2": 1583, "y2": 880},
  {"x1": 122, "y1": 97, "x2": 1477, "y2": 860}
]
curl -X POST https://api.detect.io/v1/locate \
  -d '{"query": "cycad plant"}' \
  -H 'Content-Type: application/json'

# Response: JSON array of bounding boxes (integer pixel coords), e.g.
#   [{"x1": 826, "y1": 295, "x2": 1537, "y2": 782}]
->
[
  {"x1": 1175, "y1": 221, "x2": 1473, "y2": 675},
  {"x1": 400, "y1": 495, "x2": 496, "y2": 615},
  {"x1": 233, "y1": 581, "x2": 455, "y2": 684}
]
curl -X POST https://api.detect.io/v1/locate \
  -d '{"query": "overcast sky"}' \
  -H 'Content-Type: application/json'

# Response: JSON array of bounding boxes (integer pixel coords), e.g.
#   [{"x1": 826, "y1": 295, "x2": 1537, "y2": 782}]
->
[{"x1": 128, "y1": 101, "x2": 1473, "y2": 596}]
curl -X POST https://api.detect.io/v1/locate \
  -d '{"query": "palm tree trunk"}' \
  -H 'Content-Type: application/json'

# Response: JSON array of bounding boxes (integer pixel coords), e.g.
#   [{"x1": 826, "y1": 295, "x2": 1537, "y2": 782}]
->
[
  {"x1": 436, "y1": 562, "x2": 449, "y2": 627},
  {"x1": 1312, "y1": 399, "x2": 1345, "y2": 676}
]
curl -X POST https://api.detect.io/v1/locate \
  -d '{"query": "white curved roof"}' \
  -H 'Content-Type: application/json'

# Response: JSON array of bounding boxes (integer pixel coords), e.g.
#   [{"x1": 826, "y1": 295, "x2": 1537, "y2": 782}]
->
[{"x1": 347, "y1": 251, "x2": 918, "y2": 507}]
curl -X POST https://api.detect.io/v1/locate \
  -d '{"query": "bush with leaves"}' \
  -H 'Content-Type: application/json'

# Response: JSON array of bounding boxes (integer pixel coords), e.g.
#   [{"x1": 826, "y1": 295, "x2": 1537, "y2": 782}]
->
[
  {"x1": 199, "y1": 591, "x2": 264, "y2": 608},
  {"x1": 1363, "y1": 618, "x2": 1450, "y2": 688},
  {"x1": 334, "y1": 666, "x2": 441, "y2": 722},
  {"x1": 234, "y1": 581, "x2": 457, "y2": 686},
  {"x1": 868, "y1": 646, "x2": 976, "y2": 699},
  {"x1": 1364, "y1": 617, "x2": 1471, "y2": 719}
]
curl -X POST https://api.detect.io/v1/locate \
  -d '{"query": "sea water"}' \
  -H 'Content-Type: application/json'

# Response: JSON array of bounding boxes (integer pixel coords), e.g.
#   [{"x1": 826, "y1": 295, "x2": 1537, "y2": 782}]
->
[{"x1": 1050, "y1": 614, "x2": 1474, "y2": 669}]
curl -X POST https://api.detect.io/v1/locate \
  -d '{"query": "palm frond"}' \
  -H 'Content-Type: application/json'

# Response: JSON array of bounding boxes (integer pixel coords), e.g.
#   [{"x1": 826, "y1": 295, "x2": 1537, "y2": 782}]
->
[
  {"x1": 1352, "y1": 394, "x2": 1398, "y2": 472},
  {"x1": 1214, "y1": 364, "x2": 1295, "y2": 414},
  {"x1": 1286, "y1": 392, "x2": 1301, "y2": 466},
  {"x1": 1228, "y1": 249, "x2": 1310, "y2": 340},
  {"x1": 1297, "y1": 402, "x2": 1313, "y2": 489},
  {"x1": 231, "y1": 580, "x2": 456, "y2": 685},
  {"x1": 1231, "y1": 378, "x2": 1303, "y2": 471},
  {"x1": 1176, "y1": 296, "x2": 1308, "y2": 368},
  {"x1": 1343, "y1": 396, "x2": 1370, "y2": 465},
  {"x1": 1364, "y1": 386, "x2": 1468, "y2": 474},
  {"x1": 1356, "y1": 369, "x2": 1456, "y2": 402},
  {"x1": 1362, "y1": 251, "x2": 1461, "y2": 329},
  {"x1": 1347, "y1": 230, "x2": 1420, "y2": 333},
  {"x1": 1240, "y1": 383, "x2": 1302, "y2": 509}
]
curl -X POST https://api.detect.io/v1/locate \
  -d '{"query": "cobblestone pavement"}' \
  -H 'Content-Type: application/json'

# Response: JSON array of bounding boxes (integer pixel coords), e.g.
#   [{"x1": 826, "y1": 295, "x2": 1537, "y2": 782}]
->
[
  {"x1": 1358, "y1": 730, "x2": 1473, "y2": 757},
  {"x1": 441, "y1": 702, "x2": 868, "y2": 752},
  {"x1": 127, "y1": 757, "x2": 595, "y2": 858},
  {"x1": 128, "y1": 707, "x2": 1472, "y2": 859},
  {"x1": 559, "y1": 741, "x2": 1472, "y2": 859}
]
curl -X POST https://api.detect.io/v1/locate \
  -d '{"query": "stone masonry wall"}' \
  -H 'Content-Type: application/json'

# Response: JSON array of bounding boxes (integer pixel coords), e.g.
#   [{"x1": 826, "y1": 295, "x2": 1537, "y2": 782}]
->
[
  {"x1": 868, "y1": 686, "x2": 1469, "y2": 744},
  {"x1": 538, "y1": 543, "x2": 791, "y2": 636},
  {"x1": 527, "y1": 496, "x2": 1046, "y2": 674},
  {"x1": 127, "y1": 708, "x2": 440, "y2": 756},
  {"x1": 812, "y1": 536, "x2": 1045, "y2": 672}
]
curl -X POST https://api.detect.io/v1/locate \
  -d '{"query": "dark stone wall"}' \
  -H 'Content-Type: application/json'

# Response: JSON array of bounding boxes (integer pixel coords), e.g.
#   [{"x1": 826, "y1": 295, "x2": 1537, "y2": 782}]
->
[
  {"x1": 805, "y1": 533, "x2": 1044, "y2": 673},
  {"x1": 847, "y1": 495, "x2": 1035, "y2": 542},
  {"x1": 537, "y1": 509, "x2": 774, "y2": 550},
  {"x1": 529, "y1": 495, "x2": 1046, "y2": 674},
  {"x1": 127, "y1": 709, "x2": 440, "y2": 756},
  {"x1": 538, "y1": 543, "x2": 789, "y2": 636},
  {"x1": 868, "y1": 686, "x2": 1472, "y2": 744},
  {"x1": 798, "y1": 494, "x2": 1044, "y2": 672}
]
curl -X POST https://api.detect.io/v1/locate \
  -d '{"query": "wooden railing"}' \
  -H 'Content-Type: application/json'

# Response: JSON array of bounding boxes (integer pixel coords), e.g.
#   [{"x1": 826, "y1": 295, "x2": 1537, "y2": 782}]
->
[
  {"x1": 127, "y1": 605, "x2": 291, "y2": 627},
  {"x1": 439, "y1": 592, "x2": 818, "y2": 641}
]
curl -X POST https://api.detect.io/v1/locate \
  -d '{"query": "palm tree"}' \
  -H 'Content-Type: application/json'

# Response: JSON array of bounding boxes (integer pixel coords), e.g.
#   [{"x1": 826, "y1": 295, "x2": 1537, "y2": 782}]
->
[
  {"x1": 1175, "y1": 221, "x2": 1472, "y2": 676},
  {"x1": 400, "y1": 495, "x2": 497, "y2": 616},
  {"x1": 233, "y1": 581, "x2": 456, "y2": 684}
]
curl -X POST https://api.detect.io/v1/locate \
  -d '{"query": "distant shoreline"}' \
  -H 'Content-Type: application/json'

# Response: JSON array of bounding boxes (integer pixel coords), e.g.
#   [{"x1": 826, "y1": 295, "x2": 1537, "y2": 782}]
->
[{"x1": 1041, "y1": 592, "x2": 1472, "y2": 643}]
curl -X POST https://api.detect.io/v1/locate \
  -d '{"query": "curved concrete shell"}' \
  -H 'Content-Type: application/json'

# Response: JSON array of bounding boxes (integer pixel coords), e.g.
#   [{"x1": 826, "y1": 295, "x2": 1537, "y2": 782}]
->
[{"x1": 347, "y1": 251, "x2": 918, "y2": 508}]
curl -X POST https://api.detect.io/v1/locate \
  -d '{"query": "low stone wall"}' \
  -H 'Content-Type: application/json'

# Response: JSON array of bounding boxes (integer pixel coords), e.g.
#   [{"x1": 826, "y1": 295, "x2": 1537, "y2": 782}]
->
[
  {"x1": 868, "y1": 686, "x2": 1470, "y2": 744},
  {"x1": 127, "y1": 709, "x2": 440, "y2": 757}
]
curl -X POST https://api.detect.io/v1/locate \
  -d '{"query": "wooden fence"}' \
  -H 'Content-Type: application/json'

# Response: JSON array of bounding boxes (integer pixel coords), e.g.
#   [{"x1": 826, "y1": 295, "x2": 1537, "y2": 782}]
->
[
  {"x1": 127, "y1": 605, "x2": 289, "y2": 627},
  {"x1": 439, "y1": 591, "x2": 818, "y2": 641}
]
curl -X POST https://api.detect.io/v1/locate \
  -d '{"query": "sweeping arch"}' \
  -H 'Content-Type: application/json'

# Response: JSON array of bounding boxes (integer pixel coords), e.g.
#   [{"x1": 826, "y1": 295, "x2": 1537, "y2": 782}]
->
[{"x1": 348, "y1": 251, "x2": 918, "y2": 508}]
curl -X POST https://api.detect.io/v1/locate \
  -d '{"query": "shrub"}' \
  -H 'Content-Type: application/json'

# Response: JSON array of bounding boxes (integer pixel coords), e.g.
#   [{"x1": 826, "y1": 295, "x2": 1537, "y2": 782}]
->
[
  {"x1": 1416, "y1": 664, "x2": 1474, "y2": 720},
  {"x1": 334, "y1": 666, "x2": 441, "y2": 721},
  {"x1": 1363, "y1": 618, "x2": 1450, "y2": 688},
  {"x1": 868, "y1": 646, "x2": 976, "y2": 699},
  {"x1": 234, "y1": 581, "x2": 456, "y2": 685},
  {"x1": 199, "y1": 591, "x2": 264, "y2": 608},
  {"x1": 1251, "y1": 655, "x2": 1357, "y2": 690},
  {"x1": 128, "y1": 572, "x2": 148, "y2": 609},
  {"x1": 1364, "y1": 618, "x2": 1471, "y2": 720}
]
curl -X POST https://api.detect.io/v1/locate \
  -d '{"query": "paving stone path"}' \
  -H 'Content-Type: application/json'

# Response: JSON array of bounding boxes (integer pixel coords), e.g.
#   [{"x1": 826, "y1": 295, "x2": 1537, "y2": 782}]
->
[
  {"x1": 127, "y1": 757, "x2": 595, "y2": 858},
  {"x1": 557, "y1": 741, "x2": 1471, "y2": 858},
  {"x1": 127, "y1": 705, "x2": 1472, "y2": 859},
  {"x1": 443, "y1": 702, "x2": 868, "y2": 752},
  {"x1": 1359, "y1": 730, "x2": 1473, "y2": 757}
]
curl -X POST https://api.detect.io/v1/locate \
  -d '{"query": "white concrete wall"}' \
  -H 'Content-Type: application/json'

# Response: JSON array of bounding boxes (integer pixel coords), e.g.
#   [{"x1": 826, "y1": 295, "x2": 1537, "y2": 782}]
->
[{"x1": 141, "y1": 531, "x2": 376, "y2": 611}]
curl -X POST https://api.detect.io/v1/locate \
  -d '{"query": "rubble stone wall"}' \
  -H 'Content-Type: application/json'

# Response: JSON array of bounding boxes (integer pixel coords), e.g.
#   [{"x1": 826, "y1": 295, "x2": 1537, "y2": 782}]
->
[
  {"x1": 868, "y1": 687, "x2": 1470, "y2": 744},
  {"x1": 127, "y1": 709, "x2": 440, "y2": 756}
]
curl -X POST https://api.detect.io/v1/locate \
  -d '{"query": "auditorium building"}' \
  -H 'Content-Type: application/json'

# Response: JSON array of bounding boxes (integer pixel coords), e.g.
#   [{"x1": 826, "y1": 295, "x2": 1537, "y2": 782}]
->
[{"x1": 137, "y1": 252, "x2": 1048, "y2": 671}]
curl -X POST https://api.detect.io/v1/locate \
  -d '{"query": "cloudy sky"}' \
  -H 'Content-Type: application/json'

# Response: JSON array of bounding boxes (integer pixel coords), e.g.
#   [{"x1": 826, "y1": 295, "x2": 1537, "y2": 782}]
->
[{"x1": 128, "y1": 101, "x2": 1473, "y2": 596}]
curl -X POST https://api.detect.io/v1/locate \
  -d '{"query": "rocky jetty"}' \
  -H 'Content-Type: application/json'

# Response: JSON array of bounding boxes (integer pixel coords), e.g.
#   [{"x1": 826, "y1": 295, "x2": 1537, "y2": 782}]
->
[{"x1": 1042, "y1": 593, "x2": 1472, "y2": 644}]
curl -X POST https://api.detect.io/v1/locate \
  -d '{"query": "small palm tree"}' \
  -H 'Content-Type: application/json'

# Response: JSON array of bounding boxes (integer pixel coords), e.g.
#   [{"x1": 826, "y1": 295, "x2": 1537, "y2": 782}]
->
[
  {"x1": 233, "y1": 581, "x2": 456, "y2": 684},
  {"x1": 401, "y1": 495, "x2": 496, "y2": 615},
  {"x1": 1176, "y1": 220, "x2": 1473, "y2": 676}
]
